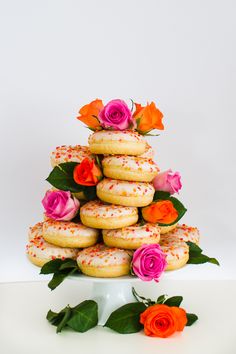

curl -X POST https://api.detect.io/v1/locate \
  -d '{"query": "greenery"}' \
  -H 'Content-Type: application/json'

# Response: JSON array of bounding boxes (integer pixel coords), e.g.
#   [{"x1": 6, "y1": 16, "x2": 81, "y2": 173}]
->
[
  {"x1": 46, "y1": 162, "x2": 97, "y2": 200},
  {"x1": 187, "y1": 242, "x2": 220, "y2": 266},
  {"x1": 47, "y1": 300, "x2": 98, "y2": 333},
  {"x1": 40, "y1": 258, "x2": 80, "y2": 290}
]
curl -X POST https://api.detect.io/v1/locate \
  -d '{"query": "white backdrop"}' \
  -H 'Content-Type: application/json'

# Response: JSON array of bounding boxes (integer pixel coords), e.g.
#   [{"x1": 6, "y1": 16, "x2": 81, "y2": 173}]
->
[{"x1": 0, "y1": 0, "x2": 235, "y2": 282}]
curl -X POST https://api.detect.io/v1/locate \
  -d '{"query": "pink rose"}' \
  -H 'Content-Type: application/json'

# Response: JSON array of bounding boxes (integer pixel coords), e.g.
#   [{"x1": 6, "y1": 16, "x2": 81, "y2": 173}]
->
[
  {"x1": 132, "y1": 244, "x2": 167, "y2": 282},
  {"x1": 42, "y1": 190, "x2": 80, "y2": 221},
  {"x1": 98, "y1": 99, "x2": 134, "y2": 130},
  {"x1": 153, "y1": 169, "x2": 182, "y2": 195}
]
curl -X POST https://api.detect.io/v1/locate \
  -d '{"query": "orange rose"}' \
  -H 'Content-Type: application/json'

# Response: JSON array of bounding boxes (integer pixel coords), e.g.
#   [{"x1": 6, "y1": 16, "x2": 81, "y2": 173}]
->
[
  {"x1": 140, "y1": 304, "x2": 187, "y2": 338},
  {"x1": 133, "y1": 101, "x2": 164, "y2": 133},
  {"x1": 73, "y1": 158, "x2": 103, "y2": 186},
  {"x1": 142, "y1": 200, "x2": 178, "y2": 224},
  {"x1": 77, "y1": 99, "x2": 103, "y2": 130}
]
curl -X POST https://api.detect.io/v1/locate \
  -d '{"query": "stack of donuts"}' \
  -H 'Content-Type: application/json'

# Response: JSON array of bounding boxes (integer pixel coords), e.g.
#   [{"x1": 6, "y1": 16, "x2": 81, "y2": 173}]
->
[{"x1": 27, "y1": 129, "x2": 200, "y2": 277}]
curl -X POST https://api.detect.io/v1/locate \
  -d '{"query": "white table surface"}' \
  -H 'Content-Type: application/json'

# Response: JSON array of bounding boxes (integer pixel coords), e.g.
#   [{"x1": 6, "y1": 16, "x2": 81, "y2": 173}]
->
[{"x1": 1, "y1": 279, "x2": 236, "y2": 354}]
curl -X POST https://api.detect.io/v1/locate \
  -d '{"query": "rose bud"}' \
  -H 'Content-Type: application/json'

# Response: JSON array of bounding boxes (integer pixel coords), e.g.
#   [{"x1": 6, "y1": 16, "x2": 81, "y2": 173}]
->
[
  {"x1": 73, "y1": 158, "x2": 103, "y2": 186},
  {"x1": 42, "y1": 190, "x2": 79, "y2": 221},
  {"x1": 98, "y1": 99, "x2": 134, "y2": 130},
  {"x1": 153, "y1": 169, "x2": 182, "y2": 195}
]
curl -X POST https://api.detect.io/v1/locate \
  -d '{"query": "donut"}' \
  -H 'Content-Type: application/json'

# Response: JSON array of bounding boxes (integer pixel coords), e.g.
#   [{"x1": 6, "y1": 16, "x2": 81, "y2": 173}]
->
[
  {"x1": 28, "y1": 221, "x2": 43, "y2": 240},
  {"x1": 97, "y1": 178, "x2": 155, "y2": 207},
  {"x1": 80, "y1": 200, "x2": 138, "y2": 229},
  {"x1": 160, "y1": 237, "x2": 189, "y2": 271},
  {"x1": 77, "y1": 243, "x2": 133, "y2": 277},
  {"x1": 159, "y1": 223, "x2": 178, "y2": 234},
  {"x1": 162, "y1": 224, "x2": 200, "y2": 245},
  {"x1": 88, "y1": 130, "x2": 146, "y2": 155},
  {"x1": 27, "y1": 222, "x2": 78, "y2": 267},
  {"x1": 50, "y1": 145, "x2": 92, "y2": 167},
  {"x1": 42, "y1": 219, "x2": 99, "y2": 248},
  {"x1": 103, "y1": 223, "x2": 161, "y2": 249},
  {"x1": 140, "y1": 142, "x2": 155, "y2": 159},
  {"x1": 102, "y1": 155, "x2": 159, "y2": 182}
]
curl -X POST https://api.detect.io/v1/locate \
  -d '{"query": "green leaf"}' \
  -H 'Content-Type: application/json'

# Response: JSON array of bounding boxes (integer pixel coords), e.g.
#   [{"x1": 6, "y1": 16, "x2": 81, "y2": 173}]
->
[
  {"x1": 104, "y1": 302, "x2": 146, "y2": 334},
  {"x1": 164, "y1": 296, "x2": 183, "y2": 307},
  {"x1": 59, "y1": 259, "x2": 78, "y2": 270},
  {"x1": 153, "y1": 191, "x2": 171, "y2": 200},
  {"x1": 40, "y1": 258, "x2": 78, "y2": 274},
  {"x1": 83, "y1": 186, "x2": 97, "y2": 200},
  {"x1": 187, "y1": 242, "x2": 220, "y2": 266},
  {"x1": 187, "y1": 254, "x2": 220, "y2": 265},
  {"x1": 156, "y1": 295, "x2": 167, "y2": 304},
  {"x1": 186, "y1": 313, "x2": 198, "y2": 326},
  {"x1": 48, "y1": 267, "x2": 78, "y2": 290},
  {"x1": 47, "y1": 301, "x2": 98, "y2": 334},
  {"x1": 40, "y1": 259, "x2": 64, "y2": 274},
  {"x1": 46, "y1": 310, "x2": 61, "y2": 325},
  {"x1": 67, "y1": 301, "x2": 98, "y2": 332},
  {"x1": 46, "y1": 162, "x2": 84, "y2": 193},
  {"x1": 56, "y1": 306, "x2": 72, "y2": 333},
  {"x1": 187, "y1": 241, "x2": 203, "y2": 254},
  {"x1": 95, "y1": 154, "x2": 102, "y2": 169},
  {"x1": 47, "y1": 306, "x2": 72, "y2": 332}
]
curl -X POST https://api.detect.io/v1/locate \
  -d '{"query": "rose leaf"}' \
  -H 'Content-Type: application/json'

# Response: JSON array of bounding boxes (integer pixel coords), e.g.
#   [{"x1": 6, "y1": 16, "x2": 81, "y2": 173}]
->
[
  {"x1": 104, "y1": 302, "x2": 146, "y2": 334},
  {"x1": 67, "y1": 300, "x2": 98, "y2": 332},
  {"x1": 164, "y1": 296, "x2": 183, "y2": 307},
  {"x1": 186, "y1": 313, "x2": 198, "y2": 326}
]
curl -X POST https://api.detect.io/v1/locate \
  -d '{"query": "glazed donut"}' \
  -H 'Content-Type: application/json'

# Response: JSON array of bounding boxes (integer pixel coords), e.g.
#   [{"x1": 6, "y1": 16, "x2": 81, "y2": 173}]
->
[
  {"x1": 77, "y1": 243, "x2": 133, "y2": 277},
  {"x1": 88, "y1": 130, "x2": 146, "y2": 155},
  {"x1": 97, "y1": 178, "x2": 155, "y2": 207},
  {"x1": 162, "y1": 224, "x2": 200, "y2": 245},
  {"x1": 50, "y1": 145, "x2": 92, "y2": 167},
  {"x1": 160, "y1": 237, "x2": 189, "y2": 271},
  {"x1": 103, "y1": 223, "x2": 161, "y2": 249},
  {"x1": 27, "y1": 222, "x2": 78, "y2": 267},
  {"x1": 28, "y1": 221, "x2": 43, "y2": 240},
  {"x1": 140, "y1": 142, "x2": 155, "y2": 159},
  {"x1": 42, "y1": 219, "x2": 99, "y2": 248},
  {"x1": 102, "y1": 155, "x2": 159, "y2": 182},
  {"x1": 80, "y1": 200, "x2": 138, "y2": 229},
  {"x1": 159, "y1": 223, "x2": 178, "y2": 234}
]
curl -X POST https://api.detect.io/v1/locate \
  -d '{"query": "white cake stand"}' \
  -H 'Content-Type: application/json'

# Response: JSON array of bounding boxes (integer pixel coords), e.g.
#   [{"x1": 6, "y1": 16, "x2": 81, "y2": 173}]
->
[{"x1": 69, "y1": 275, "x2": 140, "y2": 325}]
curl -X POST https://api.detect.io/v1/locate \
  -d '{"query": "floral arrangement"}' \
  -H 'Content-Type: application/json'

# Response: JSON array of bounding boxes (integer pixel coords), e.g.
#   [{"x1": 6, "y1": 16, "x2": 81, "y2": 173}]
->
[
  {"x1": 30, "y1": 97, "x2": 219, "y2": 339},
  {"x1": 46, "y1": 288, "x2": 198, "y2": 337},
  {"x1": 77, "y1": 98, "x2": 164, "y2": 134}
]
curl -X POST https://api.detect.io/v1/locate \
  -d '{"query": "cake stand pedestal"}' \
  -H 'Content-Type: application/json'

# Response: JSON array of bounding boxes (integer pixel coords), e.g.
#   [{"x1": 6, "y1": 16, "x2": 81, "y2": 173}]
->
[{"x1": 70, "y1": 275, "x2": 140, "y2": 325}]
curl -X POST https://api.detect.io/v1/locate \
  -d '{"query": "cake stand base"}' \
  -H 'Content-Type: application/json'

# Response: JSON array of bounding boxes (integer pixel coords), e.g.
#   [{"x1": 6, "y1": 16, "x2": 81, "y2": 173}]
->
[
  {"x1": 92, "y1": 281, "x2": 136, "y2": 325},
  {"x1": 70, "y1": 275, "x2": 140, "y2": 325}
]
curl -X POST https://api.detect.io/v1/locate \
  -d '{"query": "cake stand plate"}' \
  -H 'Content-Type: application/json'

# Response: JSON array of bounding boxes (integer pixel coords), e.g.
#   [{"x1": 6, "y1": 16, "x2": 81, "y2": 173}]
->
[{"x1": 69, "y1": 275, "x2": 140, "y2": 325}]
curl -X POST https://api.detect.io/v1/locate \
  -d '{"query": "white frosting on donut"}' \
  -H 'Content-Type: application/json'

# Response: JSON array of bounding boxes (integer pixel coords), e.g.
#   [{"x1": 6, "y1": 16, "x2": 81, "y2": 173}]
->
[
  {"x1": 140, "y1": 142, "x2": 155, "y2": 159},
  {"x1": 160, "y1": 238, "x2": 189, "y2": 263},
  {"x1": 103, "y1": 223, "x2": 160, "y2": 240},
  {"x1": 102, "y1": 155, "x2": 159, "y2": 174},
  {"x1": 50, "y1": 145, "x2": 92, "y2": 166},
  {"x1": 80, "y1": 200, "x2": 138, "y2": 218},
  {"x1": 88, "y1": 130, "x2": 145, "y2": 143},
  {"x1": 77, "y1": 243, "x2": 133, "y2": 267},
  {"x1": 28, "y1": 222, "x2": 43, "y2": 240},
  {"x1": 27, "y1": 223, "x2": 78, "y2": 260},
  {"x1": 43, "y1": 219, "x2": 99, "y2": 238},
  {"x1": 162, "y1": 224, "x2": 200, "y2": 244},
  {"x1": 97, "y1": 178, "x2": 155, "y2": 197}
]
